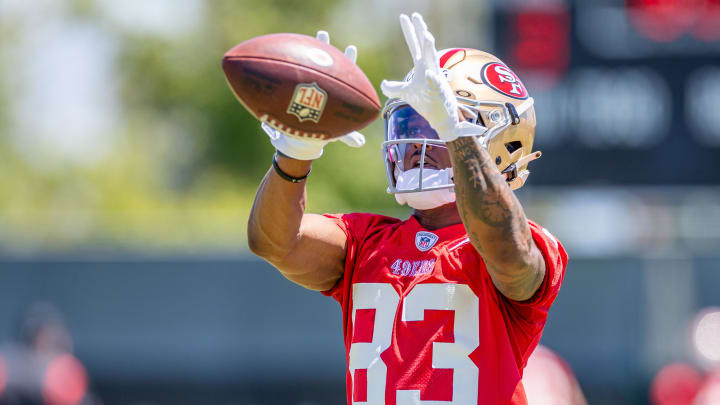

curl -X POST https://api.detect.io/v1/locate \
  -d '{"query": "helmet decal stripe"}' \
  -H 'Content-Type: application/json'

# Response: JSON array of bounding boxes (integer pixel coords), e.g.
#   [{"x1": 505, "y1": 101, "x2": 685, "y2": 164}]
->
[{"x1": 439, "y1": 48, "x2": 465, "y2": 68}]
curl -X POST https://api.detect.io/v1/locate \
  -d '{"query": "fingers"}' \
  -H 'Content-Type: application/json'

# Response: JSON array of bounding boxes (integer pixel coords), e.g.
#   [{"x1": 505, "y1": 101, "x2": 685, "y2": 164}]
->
[
  {"x1": 399, "y1": 14, "x2": 421, "y2": 62},
  {"x1": 380, "y1": 79, "x2": 408, "y2": 99},
  {"x1": 344, "y1": 45, "x2": 357, "y2": 64},
  {"x1": 411, "y1": 13, "x2": 439, "y2": 73},
  {"x1": 261, "y1": 122, "x2": 282, "y2": 141},
  {"x1": 424, "y1": 70, "x2": 442, "y2": 90},
  {"x1": 421, "y1": 31, "x2": 438, "y2": 70},
  {"x1": 424, "y1": 70, "x2": 452, "y2": 100},
  {"x1": 318, "y1": 30, "x2": 357, "y2": 64},
  {"x1": 411, "y1": 12, "x2": 428, "y2": 36},
  {"x1": 316, "y1": 30, "x2": 330, "y2": 44},
  {"x1": 337, "y1": 131, "x2": 366, "y2": 148}
]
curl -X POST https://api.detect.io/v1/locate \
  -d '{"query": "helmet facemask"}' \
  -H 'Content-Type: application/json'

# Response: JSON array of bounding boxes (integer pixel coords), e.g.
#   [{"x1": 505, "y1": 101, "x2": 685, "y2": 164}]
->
[
  {"x1": 382, "y1": 96, "x2": 537, "y2": 197},
  {"x1": 382, "y1": 100, "x2": 461, "y2": 194},
  {"x1": 382, "y1": 48, "x2": 542, "y2": 205}
]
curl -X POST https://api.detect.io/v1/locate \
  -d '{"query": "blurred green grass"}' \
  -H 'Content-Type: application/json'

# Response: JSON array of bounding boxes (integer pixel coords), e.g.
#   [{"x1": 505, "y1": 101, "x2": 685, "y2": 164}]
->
[{"x1": 0, "y1": 0, "x2": 417, "y2": 253}]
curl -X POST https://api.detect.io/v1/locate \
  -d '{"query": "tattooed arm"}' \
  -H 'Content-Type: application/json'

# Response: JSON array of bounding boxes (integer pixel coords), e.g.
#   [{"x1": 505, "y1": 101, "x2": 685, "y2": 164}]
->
[
  {"x1": 447, "y1": 136, "x2": 545, "y2": 301},
  {"x1": 377, "y1": 12, "x2": 544, "y2": 299}
]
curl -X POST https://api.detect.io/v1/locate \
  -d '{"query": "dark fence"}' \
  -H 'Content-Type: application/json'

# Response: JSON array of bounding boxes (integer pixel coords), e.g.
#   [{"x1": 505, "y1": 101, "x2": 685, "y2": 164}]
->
[{"x1": 0, "y1": 256, "x2": 718, "y2": 405}]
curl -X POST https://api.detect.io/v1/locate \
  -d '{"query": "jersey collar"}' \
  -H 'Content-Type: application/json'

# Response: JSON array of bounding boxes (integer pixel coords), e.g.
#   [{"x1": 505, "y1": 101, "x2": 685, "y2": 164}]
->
[{"x1": 407, "y1": 215, "x2": 467, "y2": 244}]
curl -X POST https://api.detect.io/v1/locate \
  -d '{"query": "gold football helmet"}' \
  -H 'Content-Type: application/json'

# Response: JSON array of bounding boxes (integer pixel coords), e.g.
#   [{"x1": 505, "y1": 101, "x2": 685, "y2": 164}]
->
[{"x1": 383, "y1": 48, "x2": 541, "y2": 192}]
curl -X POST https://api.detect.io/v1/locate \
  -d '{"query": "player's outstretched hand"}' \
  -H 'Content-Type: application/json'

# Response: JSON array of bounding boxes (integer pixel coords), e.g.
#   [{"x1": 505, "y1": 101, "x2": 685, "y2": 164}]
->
[
  {"x1": 261, "y1": 30, "x2": 365, "y2": 160},
  {"x1": 380, "y1": 13, "x2": 484, "y2": 142}
]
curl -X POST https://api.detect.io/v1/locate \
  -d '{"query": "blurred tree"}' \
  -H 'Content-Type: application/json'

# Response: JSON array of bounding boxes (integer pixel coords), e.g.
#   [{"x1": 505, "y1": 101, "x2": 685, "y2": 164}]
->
[
  {"x1": 113, "y1": 0, "x2": 415, "y2": 215},
  {"x1": 0, "y1": 0, "x2": 419, "y2": 253}
]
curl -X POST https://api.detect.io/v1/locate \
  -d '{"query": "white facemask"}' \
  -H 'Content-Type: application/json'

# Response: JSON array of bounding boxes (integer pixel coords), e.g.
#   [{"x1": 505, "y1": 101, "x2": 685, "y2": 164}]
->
[{"x1": 394, "y1": 167, "x2": 456, "y2": 210}]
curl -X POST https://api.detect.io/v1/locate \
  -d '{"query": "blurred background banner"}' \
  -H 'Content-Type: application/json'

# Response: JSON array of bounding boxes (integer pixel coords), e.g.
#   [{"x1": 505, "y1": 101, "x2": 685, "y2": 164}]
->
[
  {"x1": 493, "y1": 0, "x2": 720, "y2": 185},
  {"x1": 0, "y1": 0, "x2": 718, "y2": 404}
]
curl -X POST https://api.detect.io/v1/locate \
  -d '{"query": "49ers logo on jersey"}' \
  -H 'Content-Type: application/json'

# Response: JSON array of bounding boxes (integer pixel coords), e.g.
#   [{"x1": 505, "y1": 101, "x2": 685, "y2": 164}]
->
[
  {"x1": 481, "y1": 62, "x2": 529, "y2": 100},
  {"x1": 287, "y1": 82, "x2": 327, "y2": 123}
]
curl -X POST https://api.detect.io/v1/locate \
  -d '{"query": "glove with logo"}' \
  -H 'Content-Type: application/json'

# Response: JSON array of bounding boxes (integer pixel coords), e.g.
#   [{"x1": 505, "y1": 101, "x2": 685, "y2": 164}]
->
[
  {"x1": 380, "y1": 13, "x2": 484, "y2": 142},
  {"x1": 262, "y1": 30, "x2": 365, "y2": 160}
]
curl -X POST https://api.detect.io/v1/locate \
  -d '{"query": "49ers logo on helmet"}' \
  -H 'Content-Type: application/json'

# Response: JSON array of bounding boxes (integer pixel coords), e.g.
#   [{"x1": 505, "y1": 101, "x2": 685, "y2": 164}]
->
[{"x1": 481, "y1": 62, "x2": 529, "y2": 100}]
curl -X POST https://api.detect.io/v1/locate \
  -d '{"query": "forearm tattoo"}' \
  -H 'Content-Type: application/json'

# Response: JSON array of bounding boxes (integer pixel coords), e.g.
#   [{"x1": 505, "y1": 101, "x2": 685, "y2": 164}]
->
[
  {"x1": 450, "y1": 137, "x2": 538, "y2": 265},
  {"x1": 449, "y1": 137, "x2": 526, "y2": 230},
  {"x1": 450, "y1": 137, "x2": 544, "y2": 299}
]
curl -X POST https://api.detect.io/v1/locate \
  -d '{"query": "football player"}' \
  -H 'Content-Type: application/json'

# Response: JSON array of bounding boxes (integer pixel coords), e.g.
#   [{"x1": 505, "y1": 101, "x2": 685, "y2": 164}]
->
[{"x1": 247, "y1": 12, "x2": 567, "y2": 405}]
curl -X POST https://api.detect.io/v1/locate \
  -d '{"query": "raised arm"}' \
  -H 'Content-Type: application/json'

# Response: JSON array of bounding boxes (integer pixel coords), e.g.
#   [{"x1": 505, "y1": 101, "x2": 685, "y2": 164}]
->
[
  {"x1": 380, "y1": 13, "x2": 545, "y2": 301},
  {"x1": 247, "y1": 31, "x2": 365, "y2": 291},
  {"x1": 248, "y1": 154, "x2": 347, "y2": 291},
  {"x1": 447, "y1": 137, "x2": 545, "y2": 301}
]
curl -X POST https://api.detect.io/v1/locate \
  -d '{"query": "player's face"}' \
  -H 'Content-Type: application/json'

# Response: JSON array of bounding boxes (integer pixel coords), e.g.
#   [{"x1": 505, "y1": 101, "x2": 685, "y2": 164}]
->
[
  {"x1": 401, "y1": 140, "x2": 451, "y2": 172},
  {"x1": 387, "y1": 105, "x2": 452, "y2": 171}
]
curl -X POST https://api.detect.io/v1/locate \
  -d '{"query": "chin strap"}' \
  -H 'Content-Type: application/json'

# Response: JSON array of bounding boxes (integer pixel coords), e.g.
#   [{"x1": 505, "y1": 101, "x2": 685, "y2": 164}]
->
[{"x1": 393, "y1": 167, "x2": 456, "y2": 210}]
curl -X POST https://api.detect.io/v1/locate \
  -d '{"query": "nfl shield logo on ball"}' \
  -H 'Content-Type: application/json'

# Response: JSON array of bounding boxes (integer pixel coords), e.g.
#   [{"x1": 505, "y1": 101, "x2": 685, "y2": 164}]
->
[
  {"x1": 415, "y1": 231, "x2": 439, "y2": 252},
  {"x1": 287, "y1": 82, "x2": 327, "y2": 123}
]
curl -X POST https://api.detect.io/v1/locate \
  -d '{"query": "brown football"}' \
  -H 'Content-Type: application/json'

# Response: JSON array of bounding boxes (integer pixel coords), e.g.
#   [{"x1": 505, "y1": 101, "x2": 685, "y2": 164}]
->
[{"x1": 222, "y1": 33, "x2": 381, "y2": 140}]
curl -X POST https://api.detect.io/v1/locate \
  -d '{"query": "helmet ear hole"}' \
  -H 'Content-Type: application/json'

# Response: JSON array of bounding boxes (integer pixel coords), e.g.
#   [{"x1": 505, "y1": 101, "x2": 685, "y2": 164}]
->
[{"x1": 505, "y1": 141, "x2": 522, "y2": 154}]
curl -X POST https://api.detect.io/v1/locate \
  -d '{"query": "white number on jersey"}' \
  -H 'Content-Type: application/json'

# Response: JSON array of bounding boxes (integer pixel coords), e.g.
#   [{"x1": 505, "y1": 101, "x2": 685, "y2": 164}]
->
[
  {"x1": 349, "y1": 283, "x2": 399, "y2": 405},
  {"x1": 349, "y1": 283, "x2": 480, "y2": 405}
]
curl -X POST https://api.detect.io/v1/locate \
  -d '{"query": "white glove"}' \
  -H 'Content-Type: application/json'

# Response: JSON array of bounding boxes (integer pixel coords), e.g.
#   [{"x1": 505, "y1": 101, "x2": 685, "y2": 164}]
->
[
  {"x1": 263, "y1": 122, "x2": 365, "y2": 160},
  {"x1": 262, "y1": 30, "x2": 366, "y2": 160},
  {"x1": 380, "y1": 13, "x2": 484, "y2": 142}
]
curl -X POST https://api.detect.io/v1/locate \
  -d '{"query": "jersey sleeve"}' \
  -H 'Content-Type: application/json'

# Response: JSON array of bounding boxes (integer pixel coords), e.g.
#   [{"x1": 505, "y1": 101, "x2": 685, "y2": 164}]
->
[
  {"x1": 500, "y1": 220, "x2": 568, "y2": 366},
  {"x1": 319, "y1": 213, "x2": 396, "y2": 303},
  {"x1": 515, "y1": 221, "x2": 567, "y2": 308}
]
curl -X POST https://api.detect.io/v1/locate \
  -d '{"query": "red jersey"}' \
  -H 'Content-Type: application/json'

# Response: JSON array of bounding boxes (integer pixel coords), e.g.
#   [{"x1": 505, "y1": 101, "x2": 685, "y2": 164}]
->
[{"x1": 322, "y1": 213, "x2": 567, "y2": 405}]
